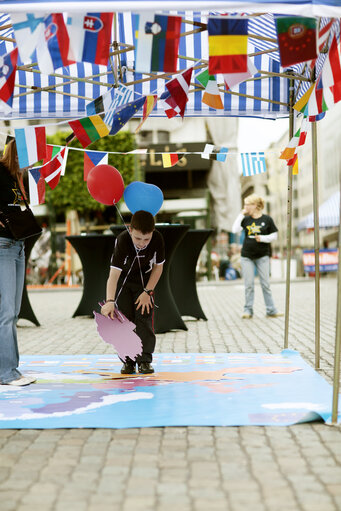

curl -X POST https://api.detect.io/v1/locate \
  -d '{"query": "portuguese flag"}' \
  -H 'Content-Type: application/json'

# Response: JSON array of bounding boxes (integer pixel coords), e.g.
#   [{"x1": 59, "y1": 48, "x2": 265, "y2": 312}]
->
[
  {"x1": 68, "y1": 115, "x2": 110, "y2": 148},
  {"x1": 276, "y1": 16, "x2": 317, "y2": 68}
]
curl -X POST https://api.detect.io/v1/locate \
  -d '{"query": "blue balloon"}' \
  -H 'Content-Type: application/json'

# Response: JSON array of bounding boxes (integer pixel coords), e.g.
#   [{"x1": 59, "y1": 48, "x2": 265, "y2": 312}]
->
[{"x1": 124, "y1": 182, "x2": 164, "y2": 216}]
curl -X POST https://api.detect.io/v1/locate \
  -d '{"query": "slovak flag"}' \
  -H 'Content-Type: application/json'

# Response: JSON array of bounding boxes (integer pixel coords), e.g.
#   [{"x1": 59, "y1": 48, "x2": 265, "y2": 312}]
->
[
  {"x1": 28, "y1": 167, "x2": 45, "y2": 206},
  {"x1": 40, "y1": 147, "x2": 67, "y2": 189},
  {"x1": 0, "y1": 48, "x2": 18, "y2": 113},
  {"x1": 67, "y1": 13, "x2": 113, "y2": 66},
  {"x1": 36, "y1": 13, "x2": 75, "y2": 74}
]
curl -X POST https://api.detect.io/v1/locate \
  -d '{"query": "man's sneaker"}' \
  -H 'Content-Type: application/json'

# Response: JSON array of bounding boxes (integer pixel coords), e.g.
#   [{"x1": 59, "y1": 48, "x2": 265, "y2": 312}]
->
[
  {"x1": 6, "y1": 376, "x2": 36, "y2": 386},
  {"x1": 121, "y1": 362, "x2": 136, "y2": 374},
  {"x1": 266, "y1": 312, "x2": 284, "y2": 318},
  {"x1": 138, "y1": 362, "x2": 154, "y2": 374},
  {"x1": 242, "y1": 313, "x2": 252, "y2": 319}
]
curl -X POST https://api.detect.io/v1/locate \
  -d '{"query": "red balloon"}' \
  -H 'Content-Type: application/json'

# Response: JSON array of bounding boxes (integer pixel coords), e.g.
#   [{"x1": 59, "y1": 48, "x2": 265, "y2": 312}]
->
[{"x1": 87, "y1": 165, "x2": 124, "y2": 205}]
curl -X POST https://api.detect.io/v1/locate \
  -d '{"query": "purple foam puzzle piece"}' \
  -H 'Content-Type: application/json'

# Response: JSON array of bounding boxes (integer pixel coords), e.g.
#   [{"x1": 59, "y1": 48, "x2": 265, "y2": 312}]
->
[{"x1": 93, "y1": 310, "x2": 143, "y2": 362}]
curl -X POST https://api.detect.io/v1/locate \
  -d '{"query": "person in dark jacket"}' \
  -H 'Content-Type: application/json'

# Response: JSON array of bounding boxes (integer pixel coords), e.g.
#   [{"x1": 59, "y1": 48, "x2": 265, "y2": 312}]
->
[{"x1": 0, "y1": 140, "x2": 37, "y2": 386}]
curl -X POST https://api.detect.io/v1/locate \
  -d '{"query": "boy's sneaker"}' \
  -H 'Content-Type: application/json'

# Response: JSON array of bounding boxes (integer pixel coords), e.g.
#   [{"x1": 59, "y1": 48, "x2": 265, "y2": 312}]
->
[
  {"x1": 138, "y1": 362, "x2": 154, "y2": 374},
  {"x1": 266, "y1": 312, "x2": 284, "y2": 318},
  {"x1": 6, "y1": 376, "x2": 36, "y2": 386},
  {"x1": 121, "y1": 362, "x2": 136, "y2": 374},
  {"x1": 242, "y1": 313, "x2": 252, "y2": 319}
]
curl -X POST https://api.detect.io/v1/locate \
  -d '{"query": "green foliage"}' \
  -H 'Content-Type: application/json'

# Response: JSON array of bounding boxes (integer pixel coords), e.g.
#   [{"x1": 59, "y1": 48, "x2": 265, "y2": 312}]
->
[{"x1": 45, "y1": 130, "x2": 138, "y2": 216}]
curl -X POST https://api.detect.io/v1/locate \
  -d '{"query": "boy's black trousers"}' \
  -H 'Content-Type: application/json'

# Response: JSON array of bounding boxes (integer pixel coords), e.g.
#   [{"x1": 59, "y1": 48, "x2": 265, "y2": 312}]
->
[{"x1": 116, "y1": 280, "x2": 155, "y2": 363}]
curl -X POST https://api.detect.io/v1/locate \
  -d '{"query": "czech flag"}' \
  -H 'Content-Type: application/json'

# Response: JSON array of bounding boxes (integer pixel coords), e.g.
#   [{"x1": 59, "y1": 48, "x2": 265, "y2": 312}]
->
[{"x1": 84, "y1": 151, "x2": 108, "y2": 181}]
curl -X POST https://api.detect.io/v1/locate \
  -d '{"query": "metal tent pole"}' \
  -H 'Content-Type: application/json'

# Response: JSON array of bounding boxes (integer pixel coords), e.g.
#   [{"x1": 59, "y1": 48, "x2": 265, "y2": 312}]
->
[
  {"x1": 331, "y1": 179, "x2": 341, "y2": 423},
  {"x1": 311, "y1": 121, "x2": 320, "y2": 369},
  {"x1": 284, "y1": 78, "x2": 295, "y2": 349}
]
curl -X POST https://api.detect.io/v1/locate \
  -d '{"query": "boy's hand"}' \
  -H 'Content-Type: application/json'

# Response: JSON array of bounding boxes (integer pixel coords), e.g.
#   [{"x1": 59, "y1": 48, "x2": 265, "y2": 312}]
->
[
  {"x1": 135, "y1": 292, "x2": 152, "y2": 315},
  {"x1": 101, "y1": 301, "x2": 115, "y2": 319}
]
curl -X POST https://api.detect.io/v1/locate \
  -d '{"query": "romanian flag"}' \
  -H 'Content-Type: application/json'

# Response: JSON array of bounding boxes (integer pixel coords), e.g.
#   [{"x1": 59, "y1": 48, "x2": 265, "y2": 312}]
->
[
  {"x1": 276, "y1": 16, "x2": 317, "y2": 68},
  {"x1": 68, "y1": 115, "x2": 109, "y2": 148},
  {"x1": 135, "y1": 95, "x2": 158, "y2": 133},
  {"x1": 196, "y1": 69, "x2": 223, "y2": 110},
  {"x1": 208, "y1": 18, "x2": 248, "y2": 75},
  {"x1": 162, "y1": 153, "x2": 184, "y2": 168},
  {"x1": 135, "y1": 13, "x2": 182, "y2": 73}
]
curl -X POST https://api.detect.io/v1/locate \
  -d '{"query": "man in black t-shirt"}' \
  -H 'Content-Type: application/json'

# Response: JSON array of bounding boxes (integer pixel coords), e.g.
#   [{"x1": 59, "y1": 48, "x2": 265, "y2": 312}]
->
[{"x1": 101, "y1": 210, "x2": 165, "y2": 374}]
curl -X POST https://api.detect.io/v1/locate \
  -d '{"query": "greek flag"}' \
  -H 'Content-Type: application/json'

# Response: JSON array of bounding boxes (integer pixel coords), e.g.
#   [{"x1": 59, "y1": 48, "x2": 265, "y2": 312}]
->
[
  {"x1": 241, "y1": 152, "x2": 267, "y2": 176},
  {"x1": 104, "y1": 84, "x2": 133, "y2": 126}
]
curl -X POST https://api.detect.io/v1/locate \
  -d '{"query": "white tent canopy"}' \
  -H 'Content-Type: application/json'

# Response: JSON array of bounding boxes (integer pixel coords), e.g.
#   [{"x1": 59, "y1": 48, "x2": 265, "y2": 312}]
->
[{"x1": 297, "y1": 191, "x2": 340, "y2": 231}]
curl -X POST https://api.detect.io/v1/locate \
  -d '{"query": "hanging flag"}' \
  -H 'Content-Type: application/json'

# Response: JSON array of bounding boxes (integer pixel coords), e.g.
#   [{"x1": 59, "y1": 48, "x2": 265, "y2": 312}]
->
[
  {"x1": 165, "y1": 67, "x2": 193, "y2": 118},
  {"x1": 279, "y1": 129, "x2": 301, "y2": 160},
  {"x1": 86, "y1": 87, "x2": 115, "y2": 116},
  {"x1": 28, "y1": 167, "x2": 45, "y2": 206},
  {"x1": 42, "y1": 144, "x2": 62, "y2": 165},
  {"x1": 307, "y1": 18, "x2": 334, "y2": 71},
  {"x1": 320, "y1": 35, "x2": 341, "y2": 104},
  {"x1": 108, "y1": 96, "x2": 146, "y2": 135},
  {"x1": 201, "y1": 144, "x2": 228, "y2": 162},
  {"x1": 287, "y1": 152, "x2": 299, "y2": 175},
  {"x1": 241, "y1": 152, "x2": 267, "y2": 176},
  {"x1": 275, "y1": 16, "x2": 317, "y2": 68},
  {"x1": 223, "y1": 58, "x2": 258, "y2": 90},
  {"x1": 103, "y1": 84, "x2": 134, "y2": 127},
  {"x1": 10, "y1": 12, "x2": 46, "y2": 63},
  {"x1": 67, "y1": 13, "x2": 113, "y2": 66},
  {"x1": 160, "y1": 90, "x2": 178, "y2": 119},
  {"x1": 135, "y1": 95, "x2": 158, "y2": 133},
  {"x1": 303, "y1": 76, "x2": 335, "y2": 116},
  {"x1": 294, "y1": 83, "x2": 315, "y2": 113},
  {"x1": 84, "y1": 151, "x2": 108, "y2": 180},
  {"x1": 14, "y1": 126, "x2": 47, "y2": 169},
  {"x1": 40, "y1": 147, "x2": 67, "y2": 190},
  {"x1": 196, "y1": 70, "x2": 223, "y2": 110},
  {"x1": 0, "y1": 48, "x2": 18, "y2": 113},
  {"x1": 68, "y1": 115, "x2": 110, "y2": 148},
  {"x1": 298, "y1": 117, "x2": 309, "y2": 146},
  {"x1": 135, "y1": 13, "x2": 182, "y2": 73},
  {"x1": 208, "y1": 17, "x2": 248, "y2": 75},
  {"x1": 161, "y1": 153, "x2": 184, "y2": 168},
  {"x1": 36, "y1": 13, "x2": 75, "y2": 74}
]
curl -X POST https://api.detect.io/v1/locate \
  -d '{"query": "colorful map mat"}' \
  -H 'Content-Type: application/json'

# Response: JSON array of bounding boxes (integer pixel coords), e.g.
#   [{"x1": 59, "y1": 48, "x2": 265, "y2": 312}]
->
[{"x1": 0, "y1": 350, "x2": 339, "y2": 428}]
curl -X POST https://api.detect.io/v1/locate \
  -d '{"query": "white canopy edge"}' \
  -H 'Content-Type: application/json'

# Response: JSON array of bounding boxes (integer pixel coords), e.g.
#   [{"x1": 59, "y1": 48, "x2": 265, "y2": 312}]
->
[{"x1": 1, "y1": 1, "x2": 341, "y2": 17}]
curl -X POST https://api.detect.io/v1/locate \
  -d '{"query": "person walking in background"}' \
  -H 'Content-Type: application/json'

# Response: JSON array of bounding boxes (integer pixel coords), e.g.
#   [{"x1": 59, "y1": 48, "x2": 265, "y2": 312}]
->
[
  {"x1": 101, "y1": 210, "x2": 165, "y2": 375},
  {"x1": 0, "y1": 140, "x2": 37, "y2": 386},
  {"x1": 232, "y1": 194, "x2": 283, "y2": 319}
]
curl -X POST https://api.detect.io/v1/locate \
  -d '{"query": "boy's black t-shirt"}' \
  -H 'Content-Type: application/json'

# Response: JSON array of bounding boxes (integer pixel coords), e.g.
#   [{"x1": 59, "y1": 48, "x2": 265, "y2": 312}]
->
[
  {"x1": 0, "y1": 163, "x2": 24, "y2": 239},
  {"x1": 110, "y1": 229, "x2": 165, "y2": 284},
  {"x1": 241, "y1": 214, "x2": 278, "y2": 259}
]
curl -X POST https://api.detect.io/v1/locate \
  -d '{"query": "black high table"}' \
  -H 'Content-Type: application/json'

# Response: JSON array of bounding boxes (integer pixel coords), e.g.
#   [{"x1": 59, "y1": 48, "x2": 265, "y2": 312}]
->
[
  {"x1": 19, "y1": 233, "x2": 41, "y2": 326},
  {"x1": 110, "y1": 224, "x2": 190, "y2": 333},
  {"x1": 66, "y1": 234, "x2": 116, "y2": 317},
  {"x1": 170, "y1": 229, "x2": 213, "y2": 320}
]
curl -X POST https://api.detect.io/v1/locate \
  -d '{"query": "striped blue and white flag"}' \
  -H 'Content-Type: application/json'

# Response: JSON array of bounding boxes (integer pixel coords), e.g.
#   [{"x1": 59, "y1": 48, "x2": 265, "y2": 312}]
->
[
  {"x1": 241, "y1": 152, "x2": 267, "y2": 176},
  {"x1": 104, "y1": 84, "x2": 133, "y2": 126}
]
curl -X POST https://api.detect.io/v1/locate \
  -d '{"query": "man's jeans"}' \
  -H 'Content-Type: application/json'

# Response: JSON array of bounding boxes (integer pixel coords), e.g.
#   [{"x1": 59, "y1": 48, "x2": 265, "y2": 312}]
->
[
  {"x1": 0, "y1": 237, "x2": 25, "y2": 383},
  {"x1": 241, "y1": 255, "x2": 277, "y2": 316}
]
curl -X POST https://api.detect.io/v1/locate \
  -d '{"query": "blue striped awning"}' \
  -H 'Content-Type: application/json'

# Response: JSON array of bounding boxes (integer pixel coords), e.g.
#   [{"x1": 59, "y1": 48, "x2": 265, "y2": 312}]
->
[
  {"x1": 0, "y1": 8, "x2": 338, "y2": 120},
  {"x1": 297, "y1": 191, "x2": 340, "y2": 231}
]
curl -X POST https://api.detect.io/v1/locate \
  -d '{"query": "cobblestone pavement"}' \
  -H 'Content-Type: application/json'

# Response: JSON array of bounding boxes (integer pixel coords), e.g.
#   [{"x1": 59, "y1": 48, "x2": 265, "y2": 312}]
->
[{"x1": 1, "y1": 278, "x2": 341, "y2": 511}]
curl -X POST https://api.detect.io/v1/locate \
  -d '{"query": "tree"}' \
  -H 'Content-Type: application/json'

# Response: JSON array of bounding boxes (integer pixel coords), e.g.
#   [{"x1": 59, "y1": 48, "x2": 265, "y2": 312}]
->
[{"x1": 45, "y1": 130, "x2": 138, "y2": 217}]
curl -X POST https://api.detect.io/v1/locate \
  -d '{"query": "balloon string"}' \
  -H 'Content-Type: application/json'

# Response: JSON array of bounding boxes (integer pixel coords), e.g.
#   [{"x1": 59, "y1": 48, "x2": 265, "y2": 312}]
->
[{"x1": 113, "y1": 204, "x2": 145, "y2": 303}]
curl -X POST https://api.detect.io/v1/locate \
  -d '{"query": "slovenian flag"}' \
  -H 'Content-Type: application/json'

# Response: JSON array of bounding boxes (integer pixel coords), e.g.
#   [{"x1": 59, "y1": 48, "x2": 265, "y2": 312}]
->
[
  {"x1": 84, "y1": 151, "x2": 108, "y2": 181},
  {"x1": 67, "y1": 13, "x2": 113, "y2": 66},
  {"x1": 135, "y1": 13, "x2": 182, "y2": 73},
  {"x1": 15, "y1": 126, "x2": 47, "y2": 169},
  {"x1": 36, "y1": 13, "x2": 75, "y2": 74},
  {"x1": 208, "y1": 17, "x2": 248, "y2": 75},
  {"x1": 28, "y1": 167, "x2": 45, "y2": 206},
  {"x1": 68, "y1": 115, "x2": 110, "y2": 148},
  {"x1": 0, "y1": 48, "x2": 18, "y2": 113}
]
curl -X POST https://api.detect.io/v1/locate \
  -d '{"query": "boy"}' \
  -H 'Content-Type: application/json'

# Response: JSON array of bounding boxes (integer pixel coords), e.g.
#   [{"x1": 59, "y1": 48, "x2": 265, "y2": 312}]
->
[{"x1": 101, "y1": 210, "x2": 165, "y2": 374}]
